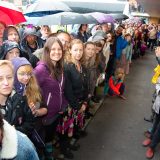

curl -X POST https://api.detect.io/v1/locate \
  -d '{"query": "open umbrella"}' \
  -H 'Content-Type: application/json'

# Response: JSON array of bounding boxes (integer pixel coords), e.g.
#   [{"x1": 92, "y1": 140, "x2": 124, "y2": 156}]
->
[
  {"x1": 0, "y1": 1, "x2": 26, "y2": 25},
  {"x1": 37, "y1": 12, "x2": 98, "y2": 25},
  {"x1": 25, "y1": 0, "x2": 72, "y2": 17},
  {"x1": 23, "y1": 16, "x2": 41, "y2": 25},
  {"x1": 85, "y1": 12, "x2": 115, "y2": 24},
  {"x1": 109, "y1": 14, "x2": 129, "y2": 20}
]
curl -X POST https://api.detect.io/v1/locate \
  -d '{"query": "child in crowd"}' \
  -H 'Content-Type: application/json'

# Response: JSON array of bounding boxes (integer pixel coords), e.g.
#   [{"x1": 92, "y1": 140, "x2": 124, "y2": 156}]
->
[
  {"x1": 0, "y1": 41, "x2": 22, "y2": 60},
  {"x1": 107, "y1": 68, "x2": 126, "y2": 100},
  {"x1": 0, "y1": 60, "x2": 39, "y2": 160},
  {"x1": 12, "y1": 57, "x2": 47, "y2": 159}
]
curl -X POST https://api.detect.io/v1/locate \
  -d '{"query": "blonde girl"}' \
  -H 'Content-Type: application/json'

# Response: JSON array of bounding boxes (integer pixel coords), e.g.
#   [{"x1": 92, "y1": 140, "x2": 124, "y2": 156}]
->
[
  {"x1": 64, "y1": 39, "x2": 89, "y2": 137},
  {"x1": 12, "y1": 57, "x2": 47, "y2": 158}
]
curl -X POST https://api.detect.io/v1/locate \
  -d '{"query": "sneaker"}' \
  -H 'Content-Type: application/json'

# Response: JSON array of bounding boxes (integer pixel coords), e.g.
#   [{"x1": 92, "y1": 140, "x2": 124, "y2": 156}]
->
[
  {"x1": 142, "y1": 138, "x2": 151, "y2": 147},
  {"x1": 146, "y1": 147, "x2": 154, "y2": 159}
]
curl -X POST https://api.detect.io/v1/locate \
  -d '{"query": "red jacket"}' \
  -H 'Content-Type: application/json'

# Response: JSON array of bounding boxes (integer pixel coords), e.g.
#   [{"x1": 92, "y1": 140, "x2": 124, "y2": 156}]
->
[{"x1": 108, "y1": 76, "x2": 123, "y2": 95}]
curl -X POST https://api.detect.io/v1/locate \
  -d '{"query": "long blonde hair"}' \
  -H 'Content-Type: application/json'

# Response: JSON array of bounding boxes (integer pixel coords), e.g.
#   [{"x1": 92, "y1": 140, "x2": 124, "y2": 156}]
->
[{"x1": 23, "y1": 65, "x2": 42, "y2": 104}]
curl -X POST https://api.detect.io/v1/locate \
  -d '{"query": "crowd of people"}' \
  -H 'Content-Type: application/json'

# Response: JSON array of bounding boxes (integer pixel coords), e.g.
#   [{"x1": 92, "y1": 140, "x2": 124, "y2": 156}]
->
[{"x1": 0, "y1": 20, "x2": 159, "y2": 160}]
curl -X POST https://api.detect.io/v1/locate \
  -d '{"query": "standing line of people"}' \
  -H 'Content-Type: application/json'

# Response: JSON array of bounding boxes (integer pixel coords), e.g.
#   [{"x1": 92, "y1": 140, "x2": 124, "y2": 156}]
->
[{"x1": 0, "y1": 21, "x2": 154, "y2": 160}]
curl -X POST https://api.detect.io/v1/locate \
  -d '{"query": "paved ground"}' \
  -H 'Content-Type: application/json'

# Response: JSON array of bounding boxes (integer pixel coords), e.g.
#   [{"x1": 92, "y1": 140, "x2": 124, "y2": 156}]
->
[{"x1": 73, "y1": 51, "x2": 159, "y2": 160}]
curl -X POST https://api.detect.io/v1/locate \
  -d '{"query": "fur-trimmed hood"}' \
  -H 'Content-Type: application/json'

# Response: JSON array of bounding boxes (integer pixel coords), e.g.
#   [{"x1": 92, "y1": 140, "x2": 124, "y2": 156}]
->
[{"x1": 0, "y1": 120, "x2": 18, "y2": 159}]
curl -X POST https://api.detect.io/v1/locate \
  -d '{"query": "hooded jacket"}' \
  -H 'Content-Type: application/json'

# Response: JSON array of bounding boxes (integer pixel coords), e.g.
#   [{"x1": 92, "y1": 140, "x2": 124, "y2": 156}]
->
[
  {"x1": 0, "y1": 41, "x2": 22, "y2": 60},
  {"x1": 3, "y1": 26, "x2": 20, "y2": 42},
  {"x1": 34, "y1": 61, "x2": 68, "y2": 124},
  {"x1": 20, "y1": 28, "x2": 44, "y2": 58},
  {"x1": 11, "y1": 57, "x2": 31, "y2": 95},
  {"x1": 2, "y1": 26, "x2": 29, "y2": 60}
]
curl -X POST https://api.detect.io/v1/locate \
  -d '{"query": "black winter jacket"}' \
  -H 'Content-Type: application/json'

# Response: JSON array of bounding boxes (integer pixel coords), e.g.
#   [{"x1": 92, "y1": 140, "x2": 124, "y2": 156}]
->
[
  {"x1": 1, "y1": 91, "x2": 35, "y2": 136},
  {"x1": 64, "y1": 63, "x2": 89, "y2": 109}
]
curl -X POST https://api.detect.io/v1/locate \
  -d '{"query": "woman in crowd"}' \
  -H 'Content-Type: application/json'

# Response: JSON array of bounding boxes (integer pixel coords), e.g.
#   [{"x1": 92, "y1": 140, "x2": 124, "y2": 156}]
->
[
  {"x1": 11, "y1": 57, "x2": 47, "y2": 159},
  {"x1": 74, "y1": 24, "x2": 90, "y2": 43},
  {"x1": 91, "y1": 41, "x2": 105, "y2": 103},
  {"x1": 103, "y1": 32, "x2": 116, "y2": 96},
  {"x1": 64, "y1": 39, "x2": 89, "y2": 139},
  {"x1": 0, "y1": 60, "x2": 34, "y2": 137},
  {"x1": 0, "y1": 60, "x2": 39, "y2": 160},
  {"x1": 82, "y1": 41, "x2": 96, "y2": 98},
  {"x1": 81, "y1": 41, "x2": 96, "y2": 110},
  {"x1": 34, "y1": 37, "x2": 73, "y2": 160}
]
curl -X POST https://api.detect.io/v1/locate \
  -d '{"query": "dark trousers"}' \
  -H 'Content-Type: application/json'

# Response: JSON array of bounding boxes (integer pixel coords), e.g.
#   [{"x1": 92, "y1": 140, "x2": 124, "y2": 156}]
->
[
  {"x1": 44, "y1": 118, "x2": 59, "y2": 143},
  {"x1": 148, "y1": 39, "x2": 157, "y2": 50}
]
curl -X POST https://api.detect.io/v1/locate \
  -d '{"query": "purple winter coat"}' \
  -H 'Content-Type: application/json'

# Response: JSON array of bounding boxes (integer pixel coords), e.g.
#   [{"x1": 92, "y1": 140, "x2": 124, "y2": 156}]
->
[{"x1": 34, "y1": 61, "x2": 68, "y2": 123}]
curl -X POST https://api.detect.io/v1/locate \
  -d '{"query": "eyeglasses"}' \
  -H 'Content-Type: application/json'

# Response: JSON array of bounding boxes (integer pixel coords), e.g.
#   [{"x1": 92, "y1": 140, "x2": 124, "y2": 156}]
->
[{"x1": 18, "y1": 72, "x2": 32, "y2": 78}]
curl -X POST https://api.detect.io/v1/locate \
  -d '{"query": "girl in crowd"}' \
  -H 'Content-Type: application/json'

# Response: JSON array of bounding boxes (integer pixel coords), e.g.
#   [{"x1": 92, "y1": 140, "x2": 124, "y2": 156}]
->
[
  {"x1": 64, "y1": 39, "x2": 89, "y2": 139},
  {"x1": 0, "y1": 41, "x2": 22, "y2": 60},
  {"x1": 34, "y1": 37, "x2": 72, "y2": 160},
  {"x1": 12, "y1": 57, "x2": 47, "y2": 159},
  {"x1": 3, "y1": 26, "x2": 29, "y2": 60},
  {"x1": 81, "y1": 41, "x2": 96, "y2": 110},
  {"x1": 91, "y1": 41, "x2": 105, "y2": 103},
  {"x1": 82, "y1": 41, "x2": 96, "y2": 98}
]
